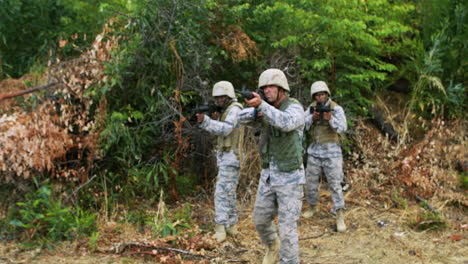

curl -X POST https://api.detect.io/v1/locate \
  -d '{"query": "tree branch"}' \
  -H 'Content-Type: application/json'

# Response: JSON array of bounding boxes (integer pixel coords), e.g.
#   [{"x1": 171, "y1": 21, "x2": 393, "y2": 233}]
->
[{"x1": 0, "y1": 82, "x2": 58, "y2": 102}]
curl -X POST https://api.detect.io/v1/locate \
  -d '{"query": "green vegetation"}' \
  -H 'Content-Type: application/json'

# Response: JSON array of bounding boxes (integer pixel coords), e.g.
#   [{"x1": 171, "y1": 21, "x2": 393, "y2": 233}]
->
[
  {"x1": 0, "y1": 0, "x2": 465, "y2": 246},
  {"x1": 0, "y1": 0, "x2": 128, "y2": 78},
  {"x1": 407, "y1": 210, "x2": 449, "y2": 231},
  {"x1": 9, "y1": 183, "x2": 96, "y2": 246}
]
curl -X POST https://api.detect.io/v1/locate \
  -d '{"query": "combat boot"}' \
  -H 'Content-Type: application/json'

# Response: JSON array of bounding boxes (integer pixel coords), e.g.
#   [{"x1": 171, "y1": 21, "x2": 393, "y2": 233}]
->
[
  {"x1": 227, "y1": 224, "x2": 238, "y2": 236},
  {"x1": 262, "y1": 237, "x2": 280, "y2": 264},
  {"x1": 302, "y1": 205, "x2": 317, "y2": 219},
  {"x1": 336, "y1": 209, "x2": 346, "y2": 232},
  {"x1": 214, "y1": 224, "x2": 226, "y2": 242}
]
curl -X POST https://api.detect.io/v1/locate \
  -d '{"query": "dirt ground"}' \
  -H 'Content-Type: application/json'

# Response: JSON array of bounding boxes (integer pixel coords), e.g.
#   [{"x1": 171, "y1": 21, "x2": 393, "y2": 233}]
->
[{"x1": 1, "y1": 188, "x2": 466, "y2": 264}]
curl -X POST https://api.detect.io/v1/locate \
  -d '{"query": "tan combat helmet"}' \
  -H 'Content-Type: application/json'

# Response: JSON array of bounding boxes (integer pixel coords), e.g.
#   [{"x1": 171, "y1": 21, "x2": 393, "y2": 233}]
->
[
  {"x1": 258, "y1": 68, "x2": 290, "y2": 92},
  {"x1": 310, "y1": 81, "x2": 331, "y2": 97},
  {"x1": 212, "y1": 81, "x2": 236, "y2": 99}
]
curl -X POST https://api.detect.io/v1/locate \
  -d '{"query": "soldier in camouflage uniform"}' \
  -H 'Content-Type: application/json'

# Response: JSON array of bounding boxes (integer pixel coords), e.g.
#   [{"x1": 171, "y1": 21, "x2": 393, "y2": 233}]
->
[
  {"x1": 240, "y1": 69, "x2": 305, "y2": 264},
  {"x1": 196, "y1": 81, "x2": 243, "y2": 242},
  {"x1": 302, "y1": 81, "x2": 347, "y2": 232}
]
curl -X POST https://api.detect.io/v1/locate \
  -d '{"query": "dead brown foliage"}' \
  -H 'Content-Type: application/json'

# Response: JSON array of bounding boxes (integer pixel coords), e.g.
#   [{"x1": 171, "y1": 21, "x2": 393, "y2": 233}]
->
[
  {"x1": 210, "y1": 25, "x2": 260, "y2": 62},
  {"x1": 0, "y1": 20, "x2": 120, "y2": 183},
  {"x1": 347, "y1": 117, "x2": 467, "y2": 206}
]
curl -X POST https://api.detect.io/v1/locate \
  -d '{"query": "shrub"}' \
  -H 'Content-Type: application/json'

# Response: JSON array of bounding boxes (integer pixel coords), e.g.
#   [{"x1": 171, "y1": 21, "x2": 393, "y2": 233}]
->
[{"x1": 9, "y1": 184, "x2": 96, "y2": 245}]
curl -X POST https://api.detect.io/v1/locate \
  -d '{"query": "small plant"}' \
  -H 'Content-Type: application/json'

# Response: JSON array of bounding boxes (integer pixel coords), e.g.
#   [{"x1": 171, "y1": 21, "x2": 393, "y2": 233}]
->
[
  {"x1": 391, "y1": 189, "x2": 408, "y2": 210},
  {"x1": 149, "y1": 206, "x2": 192, "y2": 238},
  {"x1": 407, "y1": 211, "x2": 448, "y2": 231},
  {"x1": 460, "y1": 172, "x2": 468, "y2": 190},
  {"x1": 88, "y1": 231, "x2": 100, "y2": 252},
  {"x1": 9, "y1": 184, "x2": 96, "y2": 246},
  {"x1": 147, "y1": 192, "x2": 192, "y2": 238}
]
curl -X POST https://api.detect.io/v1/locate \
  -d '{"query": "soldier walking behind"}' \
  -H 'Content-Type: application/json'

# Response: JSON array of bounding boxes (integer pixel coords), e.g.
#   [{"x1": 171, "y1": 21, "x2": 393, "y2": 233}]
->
[
  {"x1": 302, "y1": 81, "x2": 347, "y2": 232},
  {"x1": 196, "y1": 81, "x2": 243, "y2": 242}
]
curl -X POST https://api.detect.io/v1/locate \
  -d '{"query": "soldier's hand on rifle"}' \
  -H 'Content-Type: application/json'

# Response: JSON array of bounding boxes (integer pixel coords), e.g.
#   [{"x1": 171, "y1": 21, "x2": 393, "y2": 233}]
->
[
  {"x1": 323, "y1": 111, "x2": 332, "y2": 121},
  {"x1": 312, "y1": 110, "x2": 320, "y2": 121},
  {"x1": 196, "y1": 113, "x2": 205, "y2": 123},
  {"x1": 245, "y1": 92, "x2": 262, "y2": 108},
  {"x1": 211, "y1": 111, "x2": 219, "y2": 120}
]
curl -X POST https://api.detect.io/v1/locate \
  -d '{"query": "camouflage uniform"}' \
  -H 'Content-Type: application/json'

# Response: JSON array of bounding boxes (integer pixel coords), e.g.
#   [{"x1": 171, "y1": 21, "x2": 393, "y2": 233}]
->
[
  {"x1": 199, "y1": 101, "x2": 243, "y2": 228},
  {"x1": 304, "y1": 98, "x2": 347, "y2": 213},
  {"x1": 240, "y1": 98, "x2": 305, "y2": 264}
]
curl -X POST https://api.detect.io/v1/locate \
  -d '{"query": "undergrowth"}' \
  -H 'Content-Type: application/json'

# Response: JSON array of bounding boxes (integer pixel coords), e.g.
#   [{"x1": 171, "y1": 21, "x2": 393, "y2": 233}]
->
[{"x1": 8, "y1": 182, "x2": 96, "y2": 248}]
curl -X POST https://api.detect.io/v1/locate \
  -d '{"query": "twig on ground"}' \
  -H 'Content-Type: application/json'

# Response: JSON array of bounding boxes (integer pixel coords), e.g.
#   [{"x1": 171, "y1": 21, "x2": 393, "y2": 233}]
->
[
  {"x1": 110, "y1": 241, "x2": 250, "y2": 262},
  {"x1": 300, "y1": 232, "x2": 326, "y2": 241},
  {"x1": 414, "y1": 195, "x2": 439, "y2": 214}
]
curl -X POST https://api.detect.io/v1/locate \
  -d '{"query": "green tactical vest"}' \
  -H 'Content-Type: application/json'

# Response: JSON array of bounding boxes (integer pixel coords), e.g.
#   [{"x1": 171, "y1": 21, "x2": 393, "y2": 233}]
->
[
  {"x1": 261, "y1": 97, "x2": 303, "y2": 172},
  {"x1": 216, "y1": 101, "x2": 244, "y2": 152},
  {"x1": 306, "y1": 100, "x2": 340, "y2": 145}
]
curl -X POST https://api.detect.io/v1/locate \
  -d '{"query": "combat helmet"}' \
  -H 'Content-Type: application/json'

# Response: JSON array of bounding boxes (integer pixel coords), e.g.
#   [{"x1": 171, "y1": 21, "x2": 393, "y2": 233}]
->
[
  {"x1": 258, "y1": 69, "x2": 290, "y2": 92},
  {"x1": 310, "y1": 81, "x2": 331, "y2": 97},
  {"x1": 212, "y1": 81, "x2": 236, "y2": 99}
]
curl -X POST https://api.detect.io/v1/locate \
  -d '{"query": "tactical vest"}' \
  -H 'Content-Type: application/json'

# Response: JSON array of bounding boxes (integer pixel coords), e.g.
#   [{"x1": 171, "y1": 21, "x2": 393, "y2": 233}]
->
[
  {"x1": 261, "y1": 97, "x2": 303, "y2": 172},
  {"x1": 216, "y1": 102, "x2": 244, "y2": 152},
  {"x1": 307, "y1": 100, "x2": 340, "y2": 144}
]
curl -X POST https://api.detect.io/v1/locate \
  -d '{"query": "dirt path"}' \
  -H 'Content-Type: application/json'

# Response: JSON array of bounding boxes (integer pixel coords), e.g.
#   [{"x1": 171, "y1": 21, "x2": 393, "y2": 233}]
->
[{"x1": 1, "y1": 191, "x2": 466, "y2": 264}]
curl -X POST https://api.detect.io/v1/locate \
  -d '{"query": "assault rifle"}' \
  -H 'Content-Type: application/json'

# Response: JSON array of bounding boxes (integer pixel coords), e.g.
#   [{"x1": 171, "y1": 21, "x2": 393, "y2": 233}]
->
[
  {"x1": 192, "y1": 101, "x2": 221, "y2": 117},
  {"x1": 238, "y1": 85, "x2": 266, "y2": 120},
  {"x1": 239, "y1": 84, "x2": 267, "y2": 101},
  {"x1": 310, "y1": 102, "x2": 333, "y2": 124}
]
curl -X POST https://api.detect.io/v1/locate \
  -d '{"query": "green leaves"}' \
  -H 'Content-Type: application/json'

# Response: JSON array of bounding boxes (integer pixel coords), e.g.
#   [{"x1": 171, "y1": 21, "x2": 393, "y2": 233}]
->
[
  {"x1": 235, "y1": 0, "x2": 418, "y2": 115},
  {"x1": 0, "y1": 0, "x2": 127, "y2": 78},
  {"x1": 10, "y1": 185, "x2": 96, "y2": 244}
]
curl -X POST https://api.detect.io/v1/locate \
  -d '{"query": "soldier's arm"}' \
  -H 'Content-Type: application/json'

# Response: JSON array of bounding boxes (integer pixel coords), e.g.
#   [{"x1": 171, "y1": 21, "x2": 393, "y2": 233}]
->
[
  {"x1": 329, "y1": 105, "x2": 347, "y2": 134},
  {"x1": 239, "y1": 107, "x2": 258, "y2": 124},
  {"x1": 200, "y1": 106, "x2": 242, "y2": 136},
  {"x1": 304, "y1": 106, "x2": 313, "y2": 131},
  {"x1": 257, "y1": 101, "x2": 305, "y2": 132}
]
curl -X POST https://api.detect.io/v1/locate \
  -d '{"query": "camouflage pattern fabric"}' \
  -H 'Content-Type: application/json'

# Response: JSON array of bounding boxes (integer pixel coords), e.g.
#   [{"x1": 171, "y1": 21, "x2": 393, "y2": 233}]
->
[
  {"x1": 199, "y1": 104, "x2": 242, "y2": 226},
  {"x1": 240, "y1": 99, "x2": 305, "y2": 264},
  {"x1": 304, "y1": 99, "x2": 347, "y2": 213},
  {"x1": 305, "y1": 155, "x2": 345, "y2": 212},
  {"x1": 304, "y1": 99, "x2": 347, "y2": 158},
  {"x1": 254, "y1": 180, "x2": 303, "y2": 264},
  {"x1": 240, "y1": 100, "x2": 306, "y2": 185},
  {"x1": 200, "y1": 104, "x2": 243, "y2": 167},
  {"x1": 215, "y1": 165, "x2": 240, "y2": 227}
]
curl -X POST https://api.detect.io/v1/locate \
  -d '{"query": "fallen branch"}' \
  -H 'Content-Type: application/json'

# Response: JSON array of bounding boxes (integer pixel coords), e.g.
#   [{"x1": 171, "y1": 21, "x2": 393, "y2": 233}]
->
[
  {"x1": 109, "y1": 241, "x2": 250, "y2": 262},
  {"x1": 127, "y1": 247, "x2": 212, "y2": 259},
  {"x1": 0, "y1": 82, "x2": 58, "y2": 102},
  {"x1": 299, "y1": 232, "x2": 326, "y2": 241},
  {"x1": 0, "y1": 256, "x2": 15, "y2": 264},
  {"x1": 414, "y1": 195, "x2": 438, "y2": 214}
]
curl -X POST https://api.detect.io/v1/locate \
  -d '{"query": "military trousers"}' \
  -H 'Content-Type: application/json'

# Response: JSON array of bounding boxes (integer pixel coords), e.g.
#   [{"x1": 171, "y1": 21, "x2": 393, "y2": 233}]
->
[
  {"x1": 253, "y1": 180, "x2": 303, "y2": 264},
  {"x1": 214, "y1": 165, "x2": 240, "y2": 227},
  {"x1": 305, "y1": 155, "x2": 345, "y2": 212}
]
